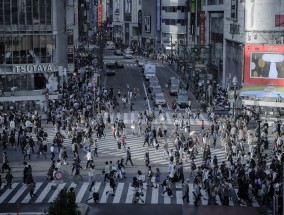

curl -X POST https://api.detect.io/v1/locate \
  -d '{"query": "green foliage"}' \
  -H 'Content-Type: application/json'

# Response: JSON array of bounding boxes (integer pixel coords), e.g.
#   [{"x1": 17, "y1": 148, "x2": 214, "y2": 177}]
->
[{"x1": 48, "y1": 188, "x2": 80, "y2": 215}]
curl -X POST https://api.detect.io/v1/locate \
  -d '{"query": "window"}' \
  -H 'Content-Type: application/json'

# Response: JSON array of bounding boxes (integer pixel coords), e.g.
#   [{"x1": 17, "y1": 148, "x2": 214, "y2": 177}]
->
[
  {"x1": 0, "y1": 0, "x2": 3, "y2": 25},
  {"x1": 26, "y1": 0, "x2": 32, "y2": 25},
  {"x1": 4, "y1": 0, "x2": 11, "y2": 25},
  {"x1": 11, "y1": 0, "x2": 18, "y2": 25},
  {"x1": 46, "y1": 0, "x2": 51, "y2": 25},
  {"x1": 40, "y1": 0, "x2": 46, "y2": 24}
]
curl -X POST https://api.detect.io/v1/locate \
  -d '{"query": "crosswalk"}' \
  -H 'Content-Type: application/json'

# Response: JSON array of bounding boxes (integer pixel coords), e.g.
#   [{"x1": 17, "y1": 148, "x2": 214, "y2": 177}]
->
[
  {"x1": 42, "y1": 127, "x2": 226, "y2": 171},
  {"x1": 107, "y1": 111, "x2": 210, "y2": 125},
  {"x1": 0, "y1": 181, "x2": 261, "y2": 207},
  {"x1": 123, "y1": 63, "x2": 165, "y2": 67}
]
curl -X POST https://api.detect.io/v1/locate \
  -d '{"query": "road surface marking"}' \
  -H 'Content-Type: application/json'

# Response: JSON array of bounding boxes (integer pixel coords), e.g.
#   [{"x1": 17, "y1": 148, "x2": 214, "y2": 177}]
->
[
  {"x1": 113, "y1": 183, "x2": 124, "y2": 203},
  {"x1": 100, "y1": 183, "x2": 110, "y2": 203},
  {"x1": 21, "y1": 183, "x2": 43, "y2": 203},
  {"x1": 35, "y1": 183, "x2": 52, "y2": 203},
  {"x1": 0, "y1": 183, "x2": 19, "y2": 203},
  {"x1": 9, "y1": 184, "x2": 28, "y2": 203},
  {"x1": 75, "y1": 182, "x2": 88, "y2": 203},
  {"x1": 48, "y1": 183, "x2": 66, "y2": 203}
]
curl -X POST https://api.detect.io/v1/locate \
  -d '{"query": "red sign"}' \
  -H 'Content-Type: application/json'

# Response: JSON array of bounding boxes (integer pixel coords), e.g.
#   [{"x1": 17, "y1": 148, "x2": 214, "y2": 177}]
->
[
  {"x1": 275, "y1": 14, "x2": 284, "y2": 27},
  {"x1": 199, "y1": 11, "x2": 205, "y2": 45},
  {"x1": 244, "y1": 44, "x2": 284, "y2": 86},
  {"x1": 98, "y1": 4, "x2": 102, "y2": 27}
]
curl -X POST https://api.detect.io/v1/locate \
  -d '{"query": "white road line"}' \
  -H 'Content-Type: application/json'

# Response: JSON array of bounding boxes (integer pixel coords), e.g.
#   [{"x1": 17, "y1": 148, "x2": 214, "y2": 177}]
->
[
  {"x1": 68, "y1": 182, "x2": 77, "y2": 191},
  {"x1": 163, "y1": 190, "x2": 172, "y2": 204},
  {"x1": 124, "y1": 113, "x2": 129, "y2": 124},
  {"x1": 251, "y1": 197, "x2": 260, "y2": 207},
  {"x1": 142, "y1": 81, "x2": 151, "y2": 111},
  {"x1": 215, "y1": 194, "x2": 222, "y2": 205},
  {"x1": 75, "y1": 183, "x2": 88, "y2": 203},
  {"x1": 176, "y1": 191, "x2": 183, "y2": 204},
  {"x1": 87, "y1": 182, "x2": 101, "y2": 203},
  {"x1": 166, "y1": 112, "x2": 172, "y2": 124},
  {"x1": 113, "y1": 183, "x2": 124, "y2": 203},
  {"x1": 125, "y1": 183, "x2": 134, "y2": 203},
  {"x1": 100, "y1": 183, "x2": 110, "y2": 203},
  {"x1": 116, "y1": 113, "x2": 121, "y2": 120},
  {"x1": 48, "y1": 183, "x2": 66, "y2": 203},
  {"x1": 189, "y1": 183, "x2": 194, "y2": 204},
  {"x1": 200, "y1": 188, "x2": 208, "y2": 205},
  {"x1": 151, "y1": 186, "x2": 159, "y2": 204},
  {"x1": 234, "y1": 188, "x2": 247, "y2": 206},
  {"x1": 130, "y1": 112, "x2": 135, "y2": 123},
  {"x1": 21, "y1": 182, "x2": 43, "y2": 204},
  {"x1": 35, "y1": 183, "x2": 52, "y2": 203},
  {"x1": 9, "y1": 184, "x2": 28, "y2": 203},
  {"x1": 138, "y1": 183, "x2": 147, "y2": 204},
  {"x1": 0, "y1": 183, "x2": 19, "y2": 203}
]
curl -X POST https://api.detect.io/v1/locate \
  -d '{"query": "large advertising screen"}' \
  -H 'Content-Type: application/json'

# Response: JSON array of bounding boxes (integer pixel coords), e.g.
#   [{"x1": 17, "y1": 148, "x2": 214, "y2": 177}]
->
[
  {"x1": 244, "y1": 45, "x2": 284, "y2": 85},
  {"x1": 245, "y1": 0, "x2": 284, "y2": 31}
]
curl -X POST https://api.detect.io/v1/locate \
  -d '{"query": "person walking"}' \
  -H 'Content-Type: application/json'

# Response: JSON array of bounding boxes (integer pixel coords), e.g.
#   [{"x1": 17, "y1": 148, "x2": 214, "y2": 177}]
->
[
  {"x1": 72, "y1": 162, "x2": 83, "y2": 184},
  {"x1": 125, "y1": 147, "x2": 134, "y2": 166},
  {"x1": 145, "y1": 149, "x2": 150, "y2": 166},
  {"x1": 1, "y1": 152, "x2": 9, "y2": 173},
  {"x1": 103, "y1": 161, "x2": 110, "y2": 182},
  {"x1": 36, "y1": 140, "x2": 47, "y2": 159},
  {"x1": 106, "y1": 174, "x2": 116, "y2": 196},
  {"x1": 85, "y1": 149, "x2": 93, "y2": 169},
  {"x1": 50, "y1": 144, "x2": 55, "y2": 161},
  {"x1": 23, "y1": 143, "x2": 31, "y2": 161},
  {"x1": 29, "y1": 181, "x2": 37, "y2": 198},
  {"x1": 5, "y1": 168, "x2": 13, "y2": 189},
  {"x1": 146, "y1": 166, "x2": 154, "y2": 187},
  {"x1": 88, "y1": 164, "x2": 96, "y2": 192},
  {"x1": 182, "y1": 179, "x2": 190, "y2": 204},
  {"x1": 154, "y1": 168, "x2": 161, "y2": 188}
]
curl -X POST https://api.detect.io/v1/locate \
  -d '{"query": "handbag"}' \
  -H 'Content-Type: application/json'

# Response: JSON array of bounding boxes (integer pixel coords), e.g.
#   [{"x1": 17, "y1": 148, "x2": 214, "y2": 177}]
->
[{"x1": 102, "y1": 170, "x2": 105, "y2": 174}]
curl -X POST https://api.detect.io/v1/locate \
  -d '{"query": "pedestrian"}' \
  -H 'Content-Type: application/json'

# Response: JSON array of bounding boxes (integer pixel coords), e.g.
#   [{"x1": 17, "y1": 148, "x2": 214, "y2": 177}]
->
[
  {"x1": 88, "y1": 164, "x2": 96, "y2": 191},
  {"x1": 36, "y1": 140, "x2": 47, "y2": 159},
  {"x1": 29, "y1": 181, "x2": 37, "y2": 198},
  {"x1": 103, "y1": 161, "x2": 110, "y2": 182},
  {"x1": 106, "y1": 174, "x2": 116, "y2": 196},
  {"x1": 145, "y1": 149, "x2": 150, "y2": 166},
  {"x1": 154, "y1": 168, "x2": 161, "y2": 188},
  {"x1": 1, "y1": 152, "x2": 9, "y2": 173},
  {"x1": 85, "y1": 149, "x2": 93, "y2": 169},
  {"x1": 5, "y1": 168, "x2": 13, "y2": 189},
  {"x1": 23, "y1": 143, "x2": 31, "y2": 161},
  {"x1": 72, "y1": 162, "x2": 83, "y2": 184},
  {"x1": 50, "y1": 144, "x2": 55, "y2": 161},
  {"x1": 125, "y1": 147, "x2": 134, "y2": 166},
  {"x1": 146, "y1": 166, "x2": 154, "y2": 187},
  {"x1": 182, "y1": 179, "x2": 190, "y2": 204}
]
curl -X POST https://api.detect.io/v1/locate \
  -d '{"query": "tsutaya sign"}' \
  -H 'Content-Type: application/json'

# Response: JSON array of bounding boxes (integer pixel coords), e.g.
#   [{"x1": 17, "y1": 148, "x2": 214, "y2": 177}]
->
[{"x1": 13, "y1": 64, "x2": 54, "y2": 73}]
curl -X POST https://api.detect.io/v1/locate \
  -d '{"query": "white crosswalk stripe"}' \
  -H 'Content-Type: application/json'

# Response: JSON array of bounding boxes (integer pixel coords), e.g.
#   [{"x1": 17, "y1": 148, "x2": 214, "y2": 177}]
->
[
  {"x1": 0, "y1": 182, "x2": 262, "y2": 206},
  {"x1": 108, "y1": 111, "x2": 210, "y2": 126},
  {"x1": 124, "y1": 63, "x2": 165, "y2": 67}
]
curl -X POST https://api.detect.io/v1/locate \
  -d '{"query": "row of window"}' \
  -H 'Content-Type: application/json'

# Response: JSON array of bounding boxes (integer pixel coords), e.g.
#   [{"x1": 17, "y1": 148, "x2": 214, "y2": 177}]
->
[
  {"x1": 0, "y1": 34, "x2": 53, "y2": 64},
  {"x1": 162, "y1": 6, "x2": 187, "y2": 13},
  {"x1": 0, "y1": 0, "x2": 52, "y2": 26},
  {"x1": 162, "y1": 19, "x2": 187, "y2": 26}
]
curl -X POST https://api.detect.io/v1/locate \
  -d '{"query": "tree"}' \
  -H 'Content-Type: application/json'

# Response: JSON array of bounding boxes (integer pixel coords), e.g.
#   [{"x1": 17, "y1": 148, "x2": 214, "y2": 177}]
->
[{"x1": 48, "y1": 188, "x2": 80, "y2": 215}]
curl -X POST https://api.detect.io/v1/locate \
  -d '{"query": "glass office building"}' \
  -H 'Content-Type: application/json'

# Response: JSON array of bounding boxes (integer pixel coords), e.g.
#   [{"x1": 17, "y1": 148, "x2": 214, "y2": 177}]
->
[{"x1": 0, "y1": 0, "x2": 67, "y2": 92}]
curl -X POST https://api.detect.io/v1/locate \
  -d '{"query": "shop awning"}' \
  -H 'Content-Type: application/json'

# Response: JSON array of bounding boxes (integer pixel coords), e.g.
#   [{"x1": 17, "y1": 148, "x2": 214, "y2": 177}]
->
[{"x1": 240, "y1": 85, "x2": 284, "y2": 99}]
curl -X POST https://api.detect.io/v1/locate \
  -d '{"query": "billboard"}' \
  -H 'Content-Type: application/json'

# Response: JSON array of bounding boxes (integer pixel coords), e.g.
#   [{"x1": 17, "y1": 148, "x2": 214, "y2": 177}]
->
[
  {"x1": 245, "y1": 0, "x2": 284, "y2": 31},
  {"x1": 199, "y1": 11, "x2": 205, "y2": 45},
  {"x1": 244, "y1": 44, "x2": 284, "y2": 85},
  {"x1": 144, "y1": 16, "x2": 151, "y2": 33}
]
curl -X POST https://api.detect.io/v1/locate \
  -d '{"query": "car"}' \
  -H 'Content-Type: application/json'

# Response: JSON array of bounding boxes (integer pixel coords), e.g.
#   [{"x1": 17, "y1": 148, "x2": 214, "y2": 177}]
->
[
  {"x1": 151, "y1": 86, "x2": 162, "y2": 98},
  {"x1": 114, "y1": 49, "x2": 123, "y2": 56},
  {"x1": 123, "y1": 52, "x2": 133, "y2": 59},
  {"x1": 105, "y1": 62, "x2": 116, "y2": 75},
  {"x1": 137, "y1": 60, "x2": 146, "y2": 67},
  {"x1": 148, "y1": 82, "x2": 160, "y2": 93},
  {"x1": 153, "y1": 93, "x2": 167, "y2": 107},
  {"x1": 116, "y1": 61, "x2": 124, "y2": 68},
  {"x1": 124, "y1": 48, "x2": 133, "y2": 54}
]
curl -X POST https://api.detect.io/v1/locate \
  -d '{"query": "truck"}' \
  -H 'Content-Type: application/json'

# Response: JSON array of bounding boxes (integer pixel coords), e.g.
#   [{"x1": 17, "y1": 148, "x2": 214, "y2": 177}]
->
[
  {"x1": 168, "y1": 77, "x2": 180, "y2": 95},
  {"x1": 143, "y1": 63, "x2": 156, "y2": 80}
]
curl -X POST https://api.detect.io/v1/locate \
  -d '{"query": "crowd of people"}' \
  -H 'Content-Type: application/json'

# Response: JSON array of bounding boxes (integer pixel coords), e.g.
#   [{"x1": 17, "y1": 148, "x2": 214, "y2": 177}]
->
[{"x1": 0, "y1": 50, "x2": 283, "y2": 212}]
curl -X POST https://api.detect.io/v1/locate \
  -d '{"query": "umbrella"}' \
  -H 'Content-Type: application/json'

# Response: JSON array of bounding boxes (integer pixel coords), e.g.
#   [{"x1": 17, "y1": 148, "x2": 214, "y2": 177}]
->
[{"x1": 189, "y1": 131, "x2": 196, "y2": 136}]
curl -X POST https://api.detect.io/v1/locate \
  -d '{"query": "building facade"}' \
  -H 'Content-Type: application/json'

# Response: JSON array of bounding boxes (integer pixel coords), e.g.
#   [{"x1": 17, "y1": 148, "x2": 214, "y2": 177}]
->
[{"x1": 0, "y1": 0, "x2": 70, "y2": 93}]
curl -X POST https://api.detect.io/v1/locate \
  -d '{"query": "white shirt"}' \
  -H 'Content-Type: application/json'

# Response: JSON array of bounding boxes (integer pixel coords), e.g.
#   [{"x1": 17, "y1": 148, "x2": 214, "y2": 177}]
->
[{"x1": 50, "y1": 145, "x2": 55, "y2": 153}]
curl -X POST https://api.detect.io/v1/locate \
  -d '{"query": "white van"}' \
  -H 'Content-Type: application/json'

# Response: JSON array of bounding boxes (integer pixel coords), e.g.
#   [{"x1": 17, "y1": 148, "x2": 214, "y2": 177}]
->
[
  {"x1": 106, "y1": 41, "x2": 115, "y2": 50},
  {"x1": 144, "y1": 63, "x2": 156, "y2": 80}
]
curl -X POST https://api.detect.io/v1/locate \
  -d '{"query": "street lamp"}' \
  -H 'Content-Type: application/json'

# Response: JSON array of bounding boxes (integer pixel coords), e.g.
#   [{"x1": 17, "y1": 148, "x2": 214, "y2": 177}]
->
[{"x1": 232, "y1": 76, "x2": 238, "y2": 118}]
